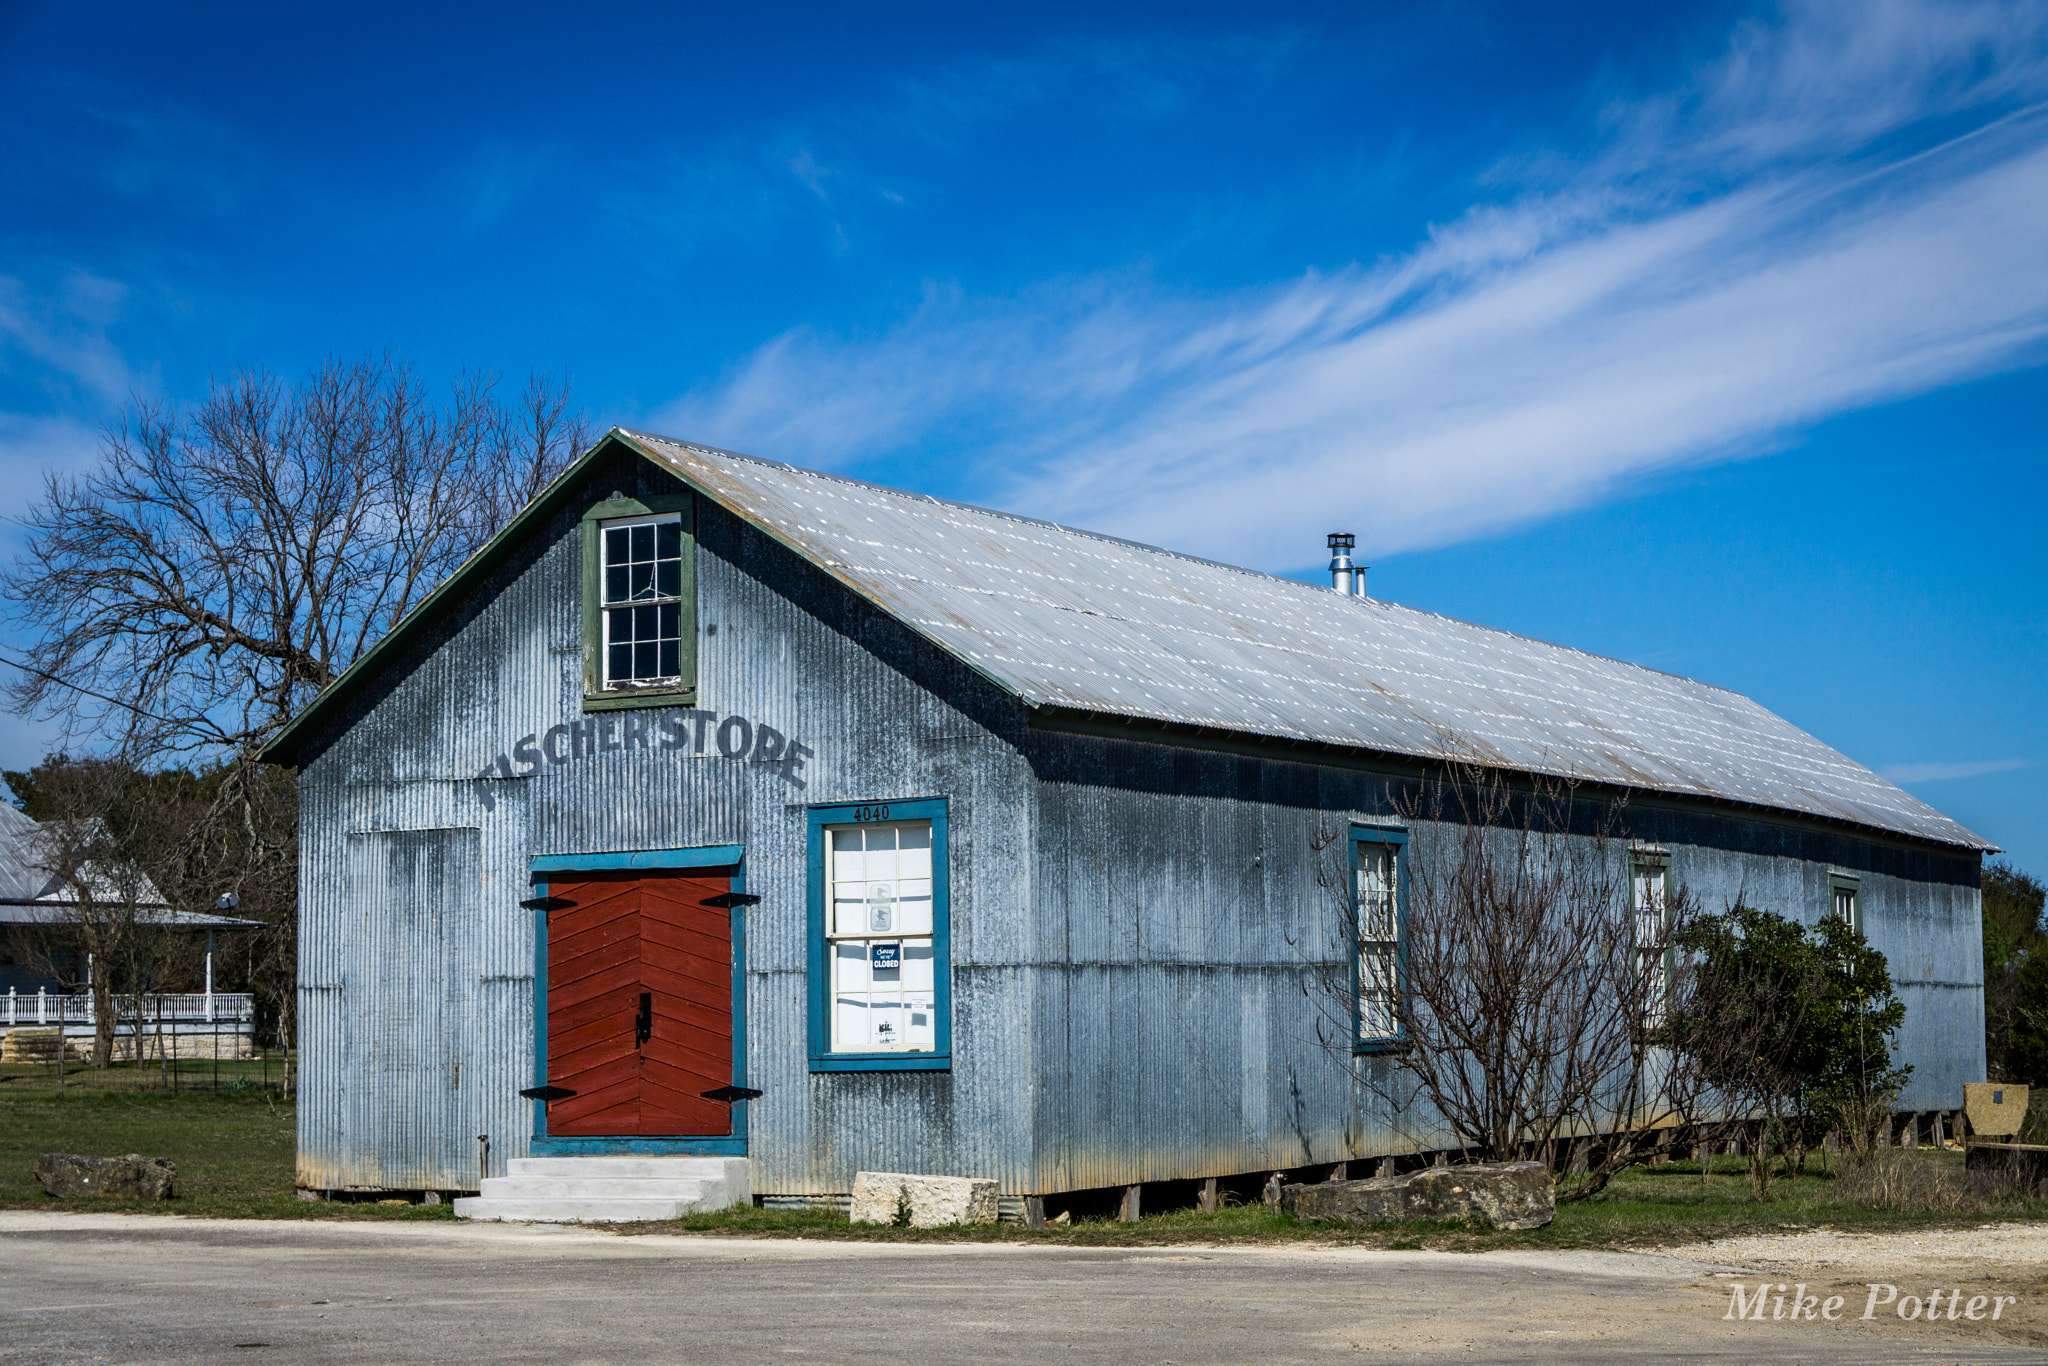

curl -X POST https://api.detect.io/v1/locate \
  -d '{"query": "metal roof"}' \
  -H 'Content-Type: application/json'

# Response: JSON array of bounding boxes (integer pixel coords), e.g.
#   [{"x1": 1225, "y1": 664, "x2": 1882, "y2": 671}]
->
[
  {"x1": 0, "y1": 905, "x2": 263, "y2": 928},
  {"x1": 621, "y1": 430, "x2": 1993, "y2": 852},
  {"x1": 0, "y1": 801, "x2": 249, "y2": 917}
]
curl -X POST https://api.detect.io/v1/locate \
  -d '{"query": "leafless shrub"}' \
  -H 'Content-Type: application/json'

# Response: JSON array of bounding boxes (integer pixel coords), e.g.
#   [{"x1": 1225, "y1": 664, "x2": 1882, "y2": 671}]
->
[{"x1": 1309, "y1": 762, "x2": 1703, "y2": 1201}]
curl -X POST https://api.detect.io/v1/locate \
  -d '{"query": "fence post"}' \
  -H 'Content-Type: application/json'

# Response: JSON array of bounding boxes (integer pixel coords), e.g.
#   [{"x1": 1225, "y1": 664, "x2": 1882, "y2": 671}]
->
[
  {"x1": 6, "y1": 986, "x2": 13, "y2": 1025},
  {"x1": 36, "y1": 986, "x2": 46, "y2": 1024}
]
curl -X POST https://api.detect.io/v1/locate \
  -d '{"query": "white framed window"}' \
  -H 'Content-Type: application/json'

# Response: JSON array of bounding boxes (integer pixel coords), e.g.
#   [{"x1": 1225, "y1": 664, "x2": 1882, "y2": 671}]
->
[
  {"x1": 1830, "y1": 875, "x2": 1862, "y2": 935},
  {"x1": 827, "y1": 819, "x2": 937, "y2": 1054},
  {"x1": 1354, "y1": 832, "x2": 1404, "y2": 1048},
  {"x1": 1633, "y1": 854, "x2": 1671, "y2": 1025},
  {"x1": 600, "y1": 513, "x2": 685, "y2": 688}
]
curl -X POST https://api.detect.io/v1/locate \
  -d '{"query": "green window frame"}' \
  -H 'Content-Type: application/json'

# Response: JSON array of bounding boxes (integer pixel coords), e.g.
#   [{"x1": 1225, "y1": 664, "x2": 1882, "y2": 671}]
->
[
  {"x1": 1829, "y1": 873, "x2": 1862, "y2": 935},
  {"x1": 1352, "y1": 824, "x2": 1408, "y2": 1053},
  {"x1": 807, "y1": 797, "x2": 952, "y2": 1072},
  {"x1": 582, "y1": 491, "x2": 696, "y2": 711}
]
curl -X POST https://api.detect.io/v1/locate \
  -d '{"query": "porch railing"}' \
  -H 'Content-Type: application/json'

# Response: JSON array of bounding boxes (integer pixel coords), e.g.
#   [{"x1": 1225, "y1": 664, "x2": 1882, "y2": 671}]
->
[{"x1": 2, "y1": 988, "x2": 255, "y2": 1029}]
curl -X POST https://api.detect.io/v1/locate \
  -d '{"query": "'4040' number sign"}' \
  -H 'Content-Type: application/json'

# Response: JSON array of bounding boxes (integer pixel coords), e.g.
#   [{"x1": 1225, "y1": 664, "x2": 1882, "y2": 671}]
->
[{"x1": 853, "y1": 804, "x2": 892, "y2": 823}]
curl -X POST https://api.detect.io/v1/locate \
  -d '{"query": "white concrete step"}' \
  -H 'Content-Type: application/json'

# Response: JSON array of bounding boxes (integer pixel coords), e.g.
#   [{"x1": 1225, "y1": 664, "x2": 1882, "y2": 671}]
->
[
  {"x1": 452, "y1": 1197, "x2": 694, "y2": 1223},
  {"x1": 506, "y1": 1156, "x2": 739, "y2": 1180},
  {"x1": 456, "y1": 1156, "x2": 751, "y2": 1222},
  {"x1": 477, "y1": 1176, "x2": 719, "y2": 1201}
]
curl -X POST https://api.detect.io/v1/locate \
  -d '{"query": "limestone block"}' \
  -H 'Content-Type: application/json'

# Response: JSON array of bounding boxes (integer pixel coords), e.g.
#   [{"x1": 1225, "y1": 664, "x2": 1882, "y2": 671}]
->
[
  {"x1": 36, "y1": 1153, "x2": 177, "y2": 1200},
  {"x1": 1965, "y1": 1082, "x2": 2029, "y2": 1137},
  {"x1": 1280, "y1": 1161, "x2": 1554, "y2": 1231},
  {"x1": 849, "y1": 1171, "x2": 998, "y2": 1227}
]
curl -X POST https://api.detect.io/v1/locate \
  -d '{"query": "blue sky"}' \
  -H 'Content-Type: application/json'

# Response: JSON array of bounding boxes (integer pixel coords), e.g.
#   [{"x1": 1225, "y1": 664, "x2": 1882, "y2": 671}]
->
[{"x1": 1, "y1": 0, "x2": 2043, "y2": 872}]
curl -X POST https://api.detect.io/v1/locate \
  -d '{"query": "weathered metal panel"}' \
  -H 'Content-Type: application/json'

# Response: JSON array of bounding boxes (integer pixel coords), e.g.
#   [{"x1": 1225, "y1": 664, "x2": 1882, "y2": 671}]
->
[
  {"x1": 1017, "y1": 727, "x2": 1983, "y2": 1189},
  {"x1": 621, "y1": 431, "x2": 1989, "y2": 851},
  {"x1": 296, "y1": 450, "x2": 1040, "y2": 1192},
  {"x1": 292, "y1": 437, "x2": 1984, "y2": 1199}
]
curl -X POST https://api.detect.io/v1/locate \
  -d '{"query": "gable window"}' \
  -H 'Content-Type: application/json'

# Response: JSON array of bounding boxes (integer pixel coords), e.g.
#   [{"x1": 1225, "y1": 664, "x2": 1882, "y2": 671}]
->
[
  {"x1": 808, "y1": 798, "x2": 951, "y2": 1071},
  {"x1": 603, "y1": 515, "x2": 684, "y2": 686},
  {"x1": 1353, "y1": 827, "x2": 1407, "y2": 1051},
  {"x1": 1633, "y1": 851, "x2": 1672, "y2": 1025},
  {"x1": 1830, "y1": 874, "x2": 1862, "y2": 935},
  {"x1": 581, "y1": 491, "x2": 695, "y2": 708}
]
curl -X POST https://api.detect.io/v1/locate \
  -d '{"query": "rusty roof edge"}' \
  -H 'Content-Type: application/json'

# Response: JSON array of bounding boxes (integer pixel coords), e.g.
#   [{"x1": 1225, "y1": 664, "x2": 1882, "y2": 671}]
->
[
  {"x1": 1025, "y1": 703, "x2": 2002, "y2": 855},
  {"x1": 614, "y1": 431, "x2": 1035, "y2": 713}
]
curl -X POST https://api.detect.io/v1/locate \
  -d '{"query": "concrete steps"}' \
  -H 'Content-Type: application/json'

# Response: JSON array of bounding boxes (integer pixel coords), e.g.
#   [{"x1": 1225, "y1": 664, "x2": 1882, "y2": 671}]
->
[{"x1": 453, "y1": 1156, "x2": 750, "y2": 1223}]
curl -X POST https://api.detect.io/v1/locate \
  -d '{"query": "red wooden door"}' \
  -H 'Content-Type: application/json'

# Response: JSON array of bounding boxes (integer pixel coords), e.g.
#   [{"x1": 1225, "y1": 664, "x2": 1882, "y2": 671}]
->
[{"x1": 545, "y1": 869, "x2": 734, "y2": 1137}]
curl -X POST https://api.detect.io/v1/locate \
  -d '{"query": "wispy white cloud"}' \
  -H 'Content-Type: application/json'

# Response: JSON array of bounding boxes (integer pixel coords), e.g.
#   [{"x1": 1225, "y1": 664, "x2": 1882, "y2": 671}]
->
[
  {"x1": 659, "y1": 0, "x2": 2048, "y2": 570},
  {"x1": 0, "y1": 270, "x2": 142, "y2": 407},
  {"x1": 1882, "y1": 758, "x2": 2039, "y2": 783}
]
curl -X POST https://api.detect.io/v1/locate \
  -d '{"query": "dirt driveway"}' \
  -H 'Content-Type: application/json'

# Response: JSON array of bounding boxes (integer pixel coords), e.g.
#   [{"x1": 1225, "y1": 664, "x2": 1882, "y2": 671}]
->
[
  {"x1": 2, "y1": 1213, "x2": 2045, "y2": 1363},
  {"x1": 1645, "y1": 1224, "x2": 2048, "y2": 1354}
]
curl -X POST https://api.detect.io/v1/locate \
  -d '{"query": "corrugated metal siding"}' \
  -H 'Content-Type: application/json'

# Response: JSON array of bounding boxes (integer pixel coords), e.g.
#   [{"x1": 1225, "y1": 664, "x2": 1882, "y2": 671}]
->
[
  {"x1": 1018, "y1": 730, "x2": 1982, "y2": 1187},
  {"x1": 294, "y1": 443, "x2": 1983, "y2": 1196},
  {"x1": 297, "y1": 451, "x2": 1040, "y2": 1192},
  {"x1": 619, "y1": 430, "x2": 1988, "y2": 852}
]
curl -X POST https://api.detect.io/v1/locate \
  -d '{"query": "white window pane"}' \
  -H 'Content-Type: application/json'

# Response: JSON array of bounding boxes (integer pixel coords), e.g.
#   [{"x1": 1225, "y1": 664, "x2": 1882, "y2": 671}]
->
[
  {"x1": 835, "y1": 997, "x2": 869, "y2": 1051},
  {"x1": 893, "y1": 883, "x2": 934, "y2": 935},
  {"x1": 832, "y1": 894, "x2": 868, "y2": 937},
  {"x1": 833, "y1": 845, "x2": 866, "y2": 883},
  {"x1": 897, "y1": 826, "x2": 932, "y2": 878},
  {"x1": 864, "y1": 844, "x2": 899, "y2": 881},
  {"x1": 901, "y1": 942, "x2": 935, "y2": 992},
  {"x1": 834, "y1": 943, "x2": 869, "y2": 990}
]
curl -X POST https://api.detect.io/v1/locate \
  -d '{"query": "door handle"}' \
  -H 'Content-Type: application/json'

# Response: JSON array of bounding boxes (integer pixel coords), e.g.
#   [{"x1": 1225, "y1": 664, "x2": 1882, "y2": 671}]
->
[{"x1": 635, "y1": 992, "x2": 652, "y2": 1049}]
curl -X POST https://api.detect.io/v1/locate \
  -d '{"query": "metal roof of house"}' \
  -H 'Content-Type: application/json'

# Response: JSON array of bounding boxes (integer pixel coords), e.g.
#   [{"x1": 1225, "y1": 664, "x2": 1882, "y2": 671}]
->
[
  {"x1": 620, "y1": 430, "x2": 1992, "y2": 852},
  {"x1": 0, "y1": 802, "x2": 260, "y2": 923}
]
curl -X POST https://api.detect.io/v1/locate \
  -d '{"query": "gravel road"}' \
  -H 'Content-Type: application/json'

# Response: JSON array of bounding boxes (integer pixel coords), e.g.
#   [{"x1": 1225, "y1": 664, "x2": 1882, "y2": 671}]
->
[{"x1": 5, "y1": 1213, "x2": 2048, "y2": 1364}]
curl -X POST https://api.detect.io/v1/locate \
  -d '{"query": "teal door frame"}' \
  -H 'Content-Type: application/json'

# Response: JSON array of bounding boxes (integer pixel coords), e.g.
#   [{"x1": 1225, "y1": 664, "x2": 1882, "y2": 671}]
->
[{"x1": 528, "y1": 845, "x2": 749, "y2": 1156}]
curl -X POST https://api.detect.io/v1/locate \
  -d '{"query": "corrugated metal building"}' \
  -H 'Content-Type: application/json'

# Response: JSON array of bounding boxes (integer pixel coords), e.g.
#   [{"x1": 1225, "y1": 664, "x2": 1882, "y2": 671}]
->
[{"x1": 265, "y1": 428, "x2": 1993, "y2": 1199}]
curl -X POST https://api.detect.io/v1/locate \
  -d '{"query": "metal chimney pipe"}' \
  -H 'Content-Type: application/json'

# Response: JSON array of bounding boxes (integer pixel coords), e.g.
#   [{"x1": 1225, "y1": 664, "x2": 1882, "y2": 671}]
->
[{"x1": 1327, "y1": 533, "x2": 1365, "y2": 596}]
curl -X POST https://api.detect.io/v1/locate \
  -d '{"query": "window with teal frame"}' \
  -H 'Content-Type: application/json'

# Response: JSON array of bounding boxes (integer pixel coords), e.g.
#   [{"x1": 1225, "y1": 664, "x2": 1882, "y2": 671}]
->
[
  {"x1": 807, "y1": 797, "x2": 951, "y2": 1072},
  {"x1": 1352, "y1": 825, "x2": 1408, "y2": 1052}
]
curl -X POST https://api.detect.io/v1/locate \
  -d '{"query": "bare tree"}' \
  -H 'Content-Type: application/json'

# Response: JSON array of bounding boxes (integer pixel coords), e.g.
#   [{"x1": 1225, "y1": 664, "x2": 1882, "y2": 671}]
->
[
  {"x1": 1310, "y1": 763, "x2": 1702, "y2": 1200},
  {"x1": 2, "y1": 358, "x2": 586, "y2": 1057},
  {"x1": 4, "y1": 358, "x2": 587, "y2": 757},
  {"x1": 6, "y1": 756, "x2": 183, "y2": 1067}
]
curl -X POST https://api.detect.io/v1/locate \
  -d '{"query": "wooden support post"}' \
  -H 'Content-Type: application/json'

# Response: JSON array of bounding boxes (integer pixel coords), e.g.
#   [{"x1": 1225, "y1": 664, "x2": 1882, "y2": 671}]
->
[
  {"x1": 1023, "y1": 1196, "x2": 1046, "y2": 1229},
  {"x1": 1119, "y1": 1184, "x2": 1142, "y2": 1222},
  {"x1": 1904, "y1": 1113, "x2": 1919, "y2": 1149},
  {"x1": 1433, "y1": 1151, "x2": 1447, "y2": 1168},
  {"x1": 1376, "y1": 1157, "x2": 1395, "y2": 1178},
  {"x1": 1327, "y1": 1162, "x2": 1347, "y2": 1183},
  {"x1": 1262, "y1": 1172, "x2": 1284, "y2": 1206},
  {"x1": 1932, "y1": 1112, "x2": 1947, "y2": 1147},
  {"x1": 1197, "y1": 1178, "x2": 1218, "y2": 1212}
]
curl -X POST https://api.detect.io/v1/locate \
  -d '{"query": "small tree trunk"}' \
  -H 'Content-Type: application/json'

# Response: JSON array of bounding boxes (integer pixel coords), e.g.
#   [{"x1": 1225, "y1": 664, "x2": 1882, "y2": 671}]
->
[{"x1": 91, "y1": 955, "x2": 117, "y2": 1069}]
